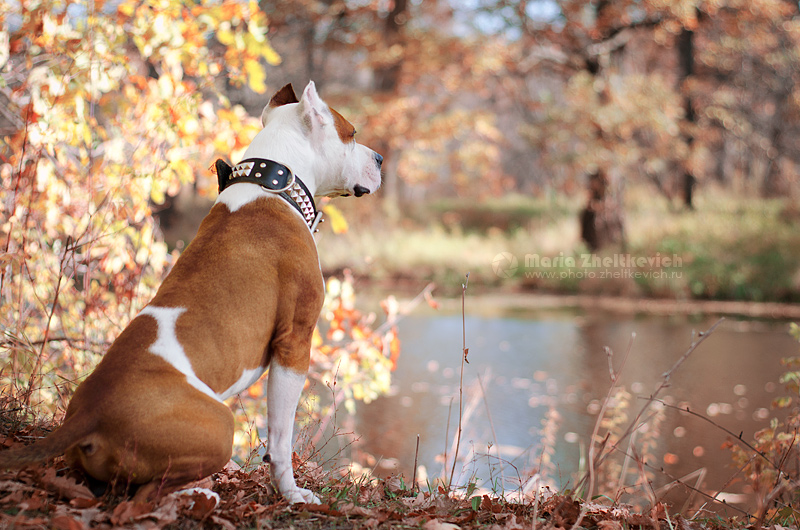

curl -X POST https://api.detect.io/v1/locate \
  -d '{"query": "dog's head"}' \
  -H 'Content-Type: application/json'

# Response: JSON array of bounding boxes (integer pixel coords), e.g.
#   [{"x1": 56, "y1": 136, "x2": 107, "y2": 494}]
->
[{"x1": 248, "y1": 81, "x2": 382, "y2": 198}]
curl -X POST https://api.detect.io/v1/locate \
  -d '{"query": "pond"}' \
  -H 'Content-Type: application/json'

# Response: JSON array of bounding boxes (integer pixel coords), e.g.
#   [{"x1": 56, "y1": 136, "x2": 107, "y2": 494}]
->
[{"x1": 327, "y1": 297, "x2": 796, "y2": 514}]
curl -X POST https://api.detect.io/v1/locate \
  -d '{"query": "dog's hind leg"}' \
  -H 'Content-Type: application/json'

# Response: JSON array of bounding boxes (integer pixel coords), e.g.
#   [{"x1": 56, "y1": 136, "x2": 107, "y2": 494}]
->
[{"x1": 67, "y1": 385, "x2": 235, "y2": 502}]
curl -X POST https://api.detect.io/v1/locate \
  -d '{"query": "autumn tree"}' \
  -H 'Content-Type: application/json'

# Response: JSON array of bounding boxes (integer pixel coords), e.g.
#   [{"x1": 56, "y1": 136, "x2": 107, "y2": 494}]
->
[
  {"x1": 497, "y1": 0, "x2": 689, "y2": 250},
  {"x1": 0, "y1": 0, "x2": 280, "y2": 410},
  {"x1": 464, "y1": 0, "x2": 800, "y2": 249},
  {"x1": 0, "y1": 0, "x2": 398, "y2": 445},
  {"x1": 256, "y1": 0, "x2": 508, "y2": 216},
  {"x1": 688, "y1": 0, "x2": 800, "y2": 196}
]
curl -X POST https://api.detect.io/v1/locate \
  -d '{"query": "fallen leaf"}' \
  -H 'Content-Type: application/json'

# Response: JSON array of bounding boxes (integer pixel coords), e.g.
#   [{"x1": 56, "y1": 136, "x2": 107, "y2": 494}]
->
[
  {"x1": 481, "y1": 494, "x2": 502, "y2": 513},
  {"x1": 494, "y1": 513, "x2": 525, "y2": 529},
  {"x1": 386, "y1": 476, "x2": 405, "y2": 494},
  {"x1": 651, "y1": 502, "x2": 668, "y2": 520},
  {"x1": 69, "y1": 497, "x2": 101, "y2": 509},
  {"x1": 110, "y1": 500, "x2": 156, "y2": 525},
  {"x1": 402, "y1": 493, "x2": 431, "y2": 509},
  {"x1": 339, "y1": 502, "x2": 374, "y2": 517},
  {"x1": 0, "y1": 490, "x2": 25, "y2": 506},
  {"x1": 211, "y1": 514, "x2": 237, "y2": 530},
  {"x1": 597, "y1": 520, "x2": 623, "y2": 530},
  {"x1": 51, "y1": 515, "x2": 85, "y2": 530},
  {"x1": 183, "y1": 491, "x2": 219, "y2": 519},
  {"x1": 39, "y1": 468, "x2": 94, "y2": 500},
  {"x1": 423, "y1": 519, "x2": 461, "y2": 530},
  {"x1": 20, "y1": 490, "x2": 47, "y2": 511}
]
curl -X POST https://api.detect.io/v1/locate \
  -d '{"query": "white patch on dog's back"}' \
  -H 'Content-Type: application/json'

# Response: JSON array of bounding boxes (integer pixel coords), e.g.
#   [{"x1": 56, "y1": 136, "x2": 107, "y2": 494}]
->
[
  {"x1": 219, "y1": 366, "x2": 266, "y2": 401},
  {"x1": 214, "y1": 182, "x2": 308, "y2": 231},
  {"x1": 139, "y1": 306, "x2": 221, "y2": 402},
  {"x1": 215, "y1": 183, "x2": 309, "y2": 228}
]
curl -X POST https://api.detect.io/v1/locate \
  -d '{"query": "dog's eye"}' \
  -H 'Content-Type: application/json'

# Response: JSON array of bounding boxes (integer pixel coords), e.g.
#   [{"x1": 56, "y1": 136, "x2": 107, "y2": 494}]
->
[{"x1": 350, "y1": 130, "x2": 357, "y2": 139}]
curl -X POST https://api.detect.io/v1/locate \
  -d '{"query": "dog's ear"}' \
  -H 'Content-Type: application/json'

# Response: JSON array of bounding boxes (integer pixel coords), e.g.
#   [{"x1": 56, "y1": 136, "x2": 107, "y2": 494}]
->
[
  {"x1": 214, "y1": 159, "x2": 233, "y2": 193},
  {"x1": 269, "y1": 84, "x2": 299, "y2": 108},
  {"x1": 298, "y1": 81, "x2": 332, "y2": 135},
  {"x1": 262, "y1": 84, "x2": 299, "y2": 126}
]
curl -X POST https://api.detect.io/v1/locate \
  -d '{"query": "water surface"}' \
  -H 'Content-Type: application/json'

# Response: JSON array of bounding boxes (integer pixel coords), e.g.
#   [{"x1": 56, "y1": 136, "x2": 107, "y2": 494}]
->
[{"x1": 339, "y1": 302, "x2": 795, "y2": 513}]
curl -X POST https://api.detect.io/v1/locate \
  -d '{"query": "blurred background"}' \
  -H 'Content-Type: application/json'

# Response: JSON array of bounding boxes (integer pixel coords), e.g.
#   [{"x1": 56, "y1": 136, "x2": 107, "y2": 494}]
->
[{"x1": 2, "y1": 0, "x2": 800, "y2": 516}]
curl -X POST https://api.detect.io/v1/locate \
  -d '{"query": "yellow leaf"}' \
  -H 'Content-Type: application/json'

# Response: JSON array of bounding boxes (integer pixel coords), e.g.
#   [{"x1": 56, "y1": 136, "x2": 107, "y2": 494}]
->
[
  {"x1": 322, "y1": 204, "x2": 348, "y2": 234},
  {"x1": 261, "y1": 42, "x2": 281, "y2": 66},
  {"x1": 118, "y1": 0, "x2": 135, "y2": 17},
  {"x1": 170, "y1": 159, "x2": 194, "y2": 184},
  {"x1": 150, "y1": 186, "x2": 166, "y2": 204},
  {"x1": 217, "y1": 28, "x2": 234, "y2": 46},
  {"x1": 244, "y1": 58, "x2": 266, "y2": 94}
]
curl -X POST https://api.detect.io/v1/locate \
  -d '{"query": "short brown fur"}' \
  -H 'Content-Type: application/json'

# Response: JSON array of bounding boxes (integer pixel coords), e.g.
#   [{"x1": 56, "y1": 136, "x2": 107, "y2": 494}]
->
[
  {"x1": 329, "y1": 106, "x2": 356, "y2": 143},
  {"x1": 0, "y1": 196, "x2": 324, "y2": 499}
]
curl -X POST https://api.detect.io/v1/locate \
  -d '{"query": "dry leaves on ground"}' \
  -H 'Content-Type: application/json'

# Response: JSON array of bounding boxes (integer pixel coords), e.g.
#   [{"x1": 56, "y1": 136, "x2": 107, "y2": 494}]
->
[{"x1": 0, "y1": 454, "x2": 736, "y2": 530}]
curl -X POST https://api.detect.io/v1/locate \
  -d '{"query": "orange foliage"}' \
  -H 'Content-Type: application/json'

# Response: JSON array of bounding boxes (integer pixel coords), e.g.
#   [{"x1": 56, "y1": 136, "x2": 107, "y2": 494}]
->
[{"x1": 0, "y1": 1, "x2": 397, "y2": 428}]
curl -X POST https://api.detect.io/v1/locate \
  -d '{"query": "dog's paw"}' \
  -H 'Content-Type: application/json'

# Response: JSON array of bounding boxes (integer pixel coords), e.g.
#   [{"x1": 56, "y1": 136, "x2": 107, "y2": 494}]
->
[{"x1": 284, "y1": 487, "x2": 321, "y2": 505}]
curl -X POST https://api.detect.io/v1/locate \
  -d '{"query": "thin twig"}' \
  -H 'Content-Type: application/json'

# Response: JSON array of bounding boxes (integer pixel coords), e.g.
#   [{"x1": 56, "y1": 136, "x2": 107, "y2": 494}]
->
[
  {"x1": 372, "y1": 282, "x2": 436, "y2": 336},
  {"x1": 448, "y1": 272, "x2": 469, "y2": 492},
  {"x1": 25, "y1": 236, "x2": 74, "y2": 402},
  {"x1": 577, "y1": 333, "x2": 635, "y2": 509},
  {"x1": 412, "y1": 434, "x2": 420, "y2": 493},
  {"x1": 572, "y1": 318, "x2": 723, "y2": 530},
  {"x1": 477, "y1": 371, "x2": 505, "y2": 489},
  {"x1": 605, "y1": 443, "x2": 750, "y2": 516},
  {"x1": 587, "y1": 318, "x2": 725, "y2": 485},
  {"x1": 643, "y1": 397, "x2": 789, "y2": 477}
]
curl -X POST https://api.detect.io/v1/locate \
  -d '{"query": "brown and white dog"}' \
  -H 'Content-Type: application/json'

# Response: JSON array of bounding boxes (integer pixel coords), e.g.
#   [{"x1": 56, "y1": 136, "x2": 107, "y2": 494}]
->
[{"x1": 0, "y1": 81, "x2": 382, "y2": 505}]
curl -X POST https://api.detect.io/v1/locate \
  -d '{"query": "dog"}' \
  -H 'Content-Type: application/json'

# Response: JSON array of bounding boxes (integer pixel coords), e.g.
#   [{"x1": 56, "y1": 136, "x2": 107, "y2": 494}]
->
[{"x1": 0, "y1": 81, "x2": 382, "y2": 505}]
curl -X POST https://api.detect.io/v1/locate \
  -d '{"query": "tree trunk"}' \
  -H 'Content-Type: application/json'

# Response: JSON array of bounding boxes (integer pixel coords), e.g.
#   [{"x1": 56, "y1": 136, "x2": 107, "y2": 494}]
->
[
  {"x1": 580, "y1": 169, "x2": 624, "y2": 251},
  {"x1": 578, "y1": 0, "x2": 626, "y2": 251},
  {"x1": 762, "y1": 83, "x2": 792, "y2": 197},
  {"x1": 373, "y1": 0, "x2": 407, "y2": 218},
  {"x1": 678, "y1": 26, "x2": 696, "y2": 209}
]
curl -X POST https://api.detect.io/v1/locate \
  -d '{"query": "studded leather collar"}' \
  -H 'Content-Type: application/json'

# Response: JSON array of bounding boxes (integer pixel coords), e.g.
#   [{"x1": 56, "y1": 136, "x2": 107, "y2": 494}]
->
[{"x1": 214, "y1": 158, "x2": 323, "y2": 232}]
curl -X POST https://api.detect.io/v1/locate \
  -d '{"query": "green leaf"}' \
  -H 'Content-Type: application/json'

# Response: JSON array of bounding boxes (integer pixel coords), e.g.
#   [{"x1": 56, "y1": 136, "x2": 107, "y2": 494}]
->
[
  {"x1": 466, "y1": 481, "x2": 477, "y2": 498},
  {"x1": 470, "y1": 496, "x2": 480, "y2": 511}
]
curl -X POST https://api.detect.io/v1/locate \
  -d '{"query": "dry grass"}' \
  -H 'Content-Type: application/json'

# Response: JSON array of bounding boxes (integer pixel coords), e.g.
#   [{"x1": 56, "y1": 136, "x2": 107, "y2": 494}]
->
[{"x1": 320, "y1": 186, "x2": 800, "y2": 301}]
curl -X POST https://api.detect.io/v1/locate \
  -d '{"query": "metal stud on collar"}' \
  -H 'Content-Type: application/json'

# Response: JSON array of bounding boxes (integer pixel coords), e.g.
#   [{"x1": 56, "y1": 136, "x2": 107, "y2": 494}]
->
[{"x1": 261, "y1": 171, "x2": 295, "y2": 194}]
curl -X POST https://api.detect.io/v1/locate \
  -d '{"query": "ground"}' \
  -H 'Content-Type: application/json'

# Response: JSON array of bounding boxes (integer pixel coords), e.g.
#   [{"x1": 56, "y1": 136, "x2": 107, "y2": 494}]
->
[{"x1": 0, "y1": 419, "x2": 758, "y2": 530}]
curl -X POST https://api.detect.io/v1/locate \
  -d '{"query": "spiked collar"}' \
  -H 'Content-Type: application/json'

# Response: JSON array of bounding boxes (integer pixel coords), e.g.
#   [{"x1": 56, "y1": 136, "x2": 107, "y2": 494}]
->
[{"x1": 214, "y1": 158, "x2": 323, "y2": 232}]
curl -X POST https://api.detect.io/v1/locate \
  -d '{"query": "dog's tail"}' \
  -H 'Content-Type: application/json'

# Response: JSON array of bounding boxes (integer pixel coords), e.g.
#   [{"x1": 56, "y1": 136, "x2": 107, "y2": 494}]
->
[{"x1": 0, "y1": 414, "x2": 94, "y2": 469}]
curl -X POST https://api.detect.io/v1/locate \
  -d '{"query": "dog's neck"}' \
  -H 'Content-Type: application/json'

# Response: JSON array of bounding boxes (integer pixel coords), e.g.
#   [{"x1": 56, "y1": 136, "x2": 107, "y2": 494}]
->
[
  {"x1": 215, "y1": 158, "x2": 320, "y2": 230},
  {"x1": 216, "y1": 121, "x2": 325, "y2": 220},
  {"x1": 240, "y1": 121, "x2": 321, "y2": 197}
]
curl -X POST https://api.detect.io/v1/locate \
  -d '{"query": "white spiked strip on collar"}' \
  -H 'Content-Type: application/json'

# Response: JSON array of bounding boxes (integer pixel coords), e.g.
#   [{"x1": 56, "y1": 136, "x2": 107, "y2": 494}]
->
[{"x1": 214, "y1": 158, "x2": 324, "y2": 232}]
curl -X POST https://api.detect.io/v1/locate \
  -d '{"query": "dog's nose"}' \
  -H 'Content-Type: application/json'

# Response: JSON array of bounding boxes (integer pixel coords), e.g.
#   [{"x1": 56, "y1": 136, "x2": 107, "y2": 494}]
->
[
  {"x1": 374, "y1": 152, "x2": 384, "y2": 169},
  {"x1": 353, "y1": 185, "x2": 370, "y2": 197}
]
